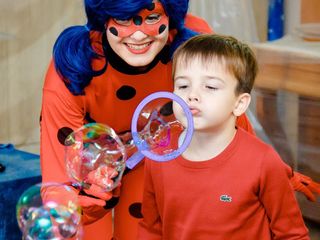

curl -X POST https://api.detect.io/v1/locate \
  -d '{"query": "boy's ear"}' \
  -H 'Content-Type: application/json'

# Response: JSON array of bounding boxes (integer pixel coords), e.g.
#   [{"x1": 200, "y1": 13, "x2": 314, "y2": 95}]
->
[{"x1": 233, "y1": 93, "x2": 251, "y2": 117}]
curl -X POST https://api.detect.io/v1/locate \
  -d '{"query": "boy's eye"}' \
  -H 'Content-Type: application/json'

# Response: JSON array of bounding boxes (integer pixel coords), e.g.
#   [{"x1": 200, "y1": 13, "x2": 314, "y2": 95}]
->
[
  {"x1": 145, "y1": 13, "x2": 161, "y2": 24},
  {"x1": 113, "y1": 18, "x2": 131, "y2": 26},
  {"x1": 206, "y1": 86, "x2": 218, "y2": 90},
  {"x1": 177, "y1": 85, "x2": 188, "y2": 89}
]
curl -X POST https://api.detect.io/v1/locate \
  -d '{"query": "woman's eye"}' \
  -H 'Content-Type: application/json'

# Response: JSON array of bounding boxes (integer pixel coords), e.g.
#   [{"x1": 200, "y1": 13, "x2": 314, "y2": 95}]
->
[
  {"x1": 113, "y1": 18, "x2": 131, "y2": 26},
  {"x1": 145, "y1": 14, "x2": 161, "y2": 24}
]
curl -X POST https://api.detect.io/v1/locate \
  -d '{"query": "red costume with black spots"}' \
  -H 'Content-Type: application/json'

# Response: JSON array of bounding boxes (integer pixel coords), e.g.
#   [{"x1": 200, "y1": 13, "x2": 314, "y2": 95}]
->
[
  {"x1": 40, "y1": 1, "x2": 319, "y2": 239},
  {"x1": 41, "y1": 10, "x2": 218, "y2": 239}
]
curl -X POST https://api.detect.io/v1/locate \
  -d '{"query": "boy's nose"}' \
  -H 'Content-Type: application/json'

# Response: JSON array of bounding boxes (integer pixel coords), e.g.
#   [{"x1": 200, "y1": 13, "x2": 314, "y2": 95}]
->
[
  {"x1": 187, "y1": 88, "x2": 200, "y2": 102},
  {"x1": 188, "y1": 97, "x2": 199, "y2": 101},
  {"x1": 188, "y1": 94, "x2": 199, "y2": 102}
]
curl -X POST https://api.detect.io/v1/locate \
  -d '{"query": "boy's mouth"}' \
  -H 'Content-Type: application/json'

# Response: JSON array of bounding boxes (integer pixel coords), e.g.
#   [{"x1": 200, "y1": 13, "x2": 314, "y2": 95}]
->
[{"x1": 189, "y1": 107, "x2": 200, "y2": 116}]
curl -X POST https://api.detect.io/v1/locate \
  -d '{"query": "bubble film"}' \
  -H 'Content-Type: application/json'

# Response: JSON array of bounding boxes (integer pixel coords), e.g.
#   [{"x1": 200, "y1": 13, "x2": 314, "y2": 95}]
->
[
  {"x1": 65, "y1": 123, "x2": 126, "y2": 191},
  {"x1": 130, "y1": 92, "x2": 194, "y2": 163},
  {"x1": 16, "y1": 182, "x2": 82, "y2": 240}
]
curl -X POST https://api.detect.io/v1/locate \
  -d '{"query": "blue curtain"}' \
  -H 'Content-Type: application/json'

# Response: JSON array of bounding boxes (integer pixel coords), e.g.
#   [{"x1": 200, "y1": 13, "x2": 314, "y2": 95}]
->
[{"x1": 268, "y1": 0, "x2": 284, "y2": 41}]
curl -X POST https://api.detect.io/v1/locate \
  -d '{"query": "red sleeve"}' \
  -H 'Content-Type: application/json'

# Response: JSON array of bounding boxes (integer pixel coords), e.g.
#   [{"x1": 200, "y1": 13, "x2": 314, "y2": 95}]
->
[
  {"x1": 184, "y1": 14, "x2": 213, "y2": 34},
  {"x1": 258, "y1": 148, "x2": 310, "y2": 239},
  {"x1": 40, "y1": 60, "x2": 108, "y2": 224},
  {"x1": 137, "y1": 160, "x2": 162, "y2": 239}
]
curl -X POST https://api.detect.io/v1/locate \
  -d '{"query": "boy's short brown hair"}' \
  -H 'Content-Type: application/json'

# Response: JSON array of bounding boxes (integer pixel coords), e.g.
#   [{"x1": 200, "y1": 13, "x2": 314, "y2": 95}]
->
[{"x1": 172, "y1": 34, "x2": 258, "y2": 94}]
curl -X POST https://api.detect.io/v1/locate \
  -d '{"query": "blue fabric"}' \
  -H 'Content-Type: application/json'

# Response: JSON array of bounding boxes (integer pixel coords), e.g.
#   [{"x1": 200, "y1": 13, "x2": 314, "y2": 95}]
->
[
  {"x1": 0, "y1": 144, "x2": 41, "y2": 240},
  {"x1": 268, "y1": 0, "x2": 284, "y2": 41},
  {"x1": 0, "y1": 144, "x2": 40, "y2": 182}
]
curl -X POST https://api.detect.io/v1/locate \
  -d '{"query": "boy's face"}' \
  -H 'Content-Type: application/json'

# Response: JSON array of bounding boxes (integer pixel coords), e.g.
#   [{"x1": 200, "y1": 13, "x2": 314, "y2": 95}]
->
[
  {"x1": 173, "y1": 57, "x2": 246, "y2": 132},
  {"x1": 106, "y1": 1, "x2": 169, "y2": 67}
]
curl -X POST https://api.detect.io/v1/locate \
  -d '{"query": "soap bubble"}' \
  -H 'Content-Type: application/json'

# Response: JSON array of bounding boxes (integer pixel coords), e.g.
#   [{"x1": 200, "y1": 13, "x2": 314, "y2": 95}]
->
[
  {"x1": 65, "y1": 123, "x2": 126, "y2": 191},
  {"x1": 16, "y1": 182, "x2": 82, "y2": 239},
  {"x1": 130, "y1": 92, "x2": 193, "y2": 163}
]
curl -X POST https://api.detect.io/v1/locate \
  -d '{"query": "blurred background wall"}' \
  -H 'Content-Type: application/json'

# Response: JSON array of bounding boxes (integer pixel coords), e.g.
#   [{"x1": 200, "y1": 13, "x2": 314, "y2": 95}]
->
[{"x1": 0, "y1": 0, "x2": 85, "y2": 152}]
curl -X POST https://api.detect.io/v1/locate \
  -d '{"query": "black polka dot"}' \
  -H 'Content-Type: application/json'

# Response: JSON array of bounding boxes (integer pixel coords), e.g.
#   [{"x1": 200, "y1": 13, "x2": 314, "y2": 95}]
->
[
  {"x1": 160, "y1": 101, "x2": 173, "y2": 116},
  {"x1": 159, "y1": 24, "x2": 167, "y2": 34},
  {"x1": 116, "y1": 85, "x2": 136, "y2": 100},
  {"x1": 128, "y1": 202, "x2": 143, "y2": 218},
  {"x1": 57, "y1": 127, "x2": 74, "y2": 146},
  {"x1": 104, "y1": 196, "x2": 120, "y2": 209},
  {"x1": 133, "y1": 16, "x2": 143, "y2": 26},
  {"x1": 146, "y1": 3, "x2": 155, "y2": 11},
  {"x1": 39, "y1": 115, "x2": 42, "y2": 123},
  {"x1": 109, "y1": 27, "x2": 118, "y2": 36},
  {"x1": 85, "y1": 112, "x2": 96, "y2": 123}
]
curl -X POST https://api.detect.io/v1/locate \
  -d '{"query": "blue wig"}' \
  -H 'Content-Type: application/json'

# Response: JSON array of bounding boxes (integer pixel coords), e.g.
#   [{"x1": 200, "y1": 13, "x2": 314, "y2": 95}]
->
[{"x1": 53, "y1": 0, "x2": 198, "y2": 95}]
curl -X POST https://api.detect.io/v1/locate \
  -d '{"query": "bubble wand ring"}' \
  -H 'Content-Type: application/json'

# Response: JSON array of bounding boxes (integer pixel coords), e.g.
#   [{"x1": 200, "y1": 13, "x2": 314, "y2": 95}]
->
[{"x1": 128, "y1": 91, "x2": 194, "y2": 167}]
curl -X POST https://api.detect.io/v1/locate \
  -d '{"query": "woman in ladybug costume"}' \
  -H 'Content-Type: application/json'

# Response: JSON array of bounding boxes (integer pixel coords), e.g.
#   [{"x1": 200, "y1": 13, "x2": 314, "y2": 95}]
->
[{"x1": 40, "y1": 0, "x2": 319, "y2": 239}]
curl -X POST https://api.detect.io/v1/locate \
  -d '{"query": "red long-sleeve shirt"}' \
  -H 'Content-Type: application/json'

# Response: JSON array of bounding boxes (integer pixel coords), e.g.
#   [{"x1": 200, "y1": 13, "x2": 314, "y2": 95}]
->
[{"x1": 138, "y1": 128, "x2": 310, "y2": 240}]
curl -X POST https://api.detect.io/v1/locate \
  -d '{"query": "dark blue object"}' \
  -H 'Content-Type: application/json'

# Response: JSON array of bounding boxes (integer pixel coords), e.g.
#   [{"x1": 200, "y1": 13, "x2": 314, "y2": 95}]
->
[
  {"x1": 0, "y1": 144, "x2": 41, "y2": 240},
  {"x1": 268, "y1": 0, "x2": 284, "y2": 41}
]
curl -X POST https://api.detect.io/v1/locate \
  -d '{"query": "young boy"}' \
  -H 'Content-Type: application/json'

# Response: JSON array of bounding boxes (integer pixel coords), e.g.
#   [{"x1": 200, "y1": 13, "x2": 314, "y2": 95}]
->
[{"x1": 137, "y1": 34, "x2": 310, "y2": 239}]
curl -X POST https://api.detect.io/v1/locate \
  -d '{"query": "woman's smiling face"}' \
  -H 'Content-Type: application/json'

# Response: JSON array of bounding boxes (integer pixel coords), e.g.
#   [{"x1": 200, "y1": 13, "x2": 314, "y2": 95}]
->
[{"x1": 106, "y1": 1, "x2": 169, "y2": 67}]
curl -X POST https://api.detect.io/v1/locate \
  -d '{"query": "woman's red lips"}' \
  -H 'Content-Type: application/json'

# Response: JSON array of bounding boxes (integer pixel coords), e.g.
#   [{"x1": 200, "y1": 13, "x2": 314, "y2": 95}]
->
[{"x1": 125, "y1": 42, "x2": 152, "y2": 54}]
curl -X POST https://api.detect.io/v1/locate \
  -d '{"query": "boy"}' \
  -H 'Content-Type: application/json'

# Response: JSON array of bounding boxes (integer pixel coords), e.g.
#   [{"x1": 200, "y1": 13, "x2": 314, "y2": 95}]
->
[{"x1": 137, "y1": 34, "x2": 310, "y2": 239}]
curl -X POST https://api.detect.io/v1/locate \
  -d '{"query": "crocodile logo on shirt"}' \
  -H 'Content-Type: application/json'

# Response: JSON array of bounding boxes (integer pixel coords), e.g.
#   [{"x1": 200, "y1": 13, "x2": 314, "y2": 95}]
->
[{"x1": 220, "y1": 194, "x2": 232, "y2": 202}]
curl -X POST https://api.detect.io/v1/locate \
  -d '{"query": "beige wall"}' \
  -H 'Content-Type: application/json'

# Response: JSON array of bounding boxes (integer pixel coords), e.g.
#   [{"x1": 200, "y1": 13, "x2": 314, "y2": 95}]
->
[
  {"x1": 252, "y1": 0, "x2": 268, "y2": 42},
  {"x1": 0, "y1": 0, "x2": 85, "y2": 148},
  {"x1": 189, "y1": 0, "x2": 264, "y2": 42}
]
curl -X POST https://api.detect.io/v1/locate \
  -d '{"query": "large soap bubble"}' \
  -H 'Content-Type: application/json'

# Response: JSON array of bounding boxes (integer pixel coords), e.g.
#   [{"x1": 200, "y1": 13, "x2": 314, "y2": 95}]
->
[
  {"x1": 16, "y1": 182, "x2": 82, "y2": 240},
  {"x1": 65, "y1": 123, "x2": 126, "y2": 191}
]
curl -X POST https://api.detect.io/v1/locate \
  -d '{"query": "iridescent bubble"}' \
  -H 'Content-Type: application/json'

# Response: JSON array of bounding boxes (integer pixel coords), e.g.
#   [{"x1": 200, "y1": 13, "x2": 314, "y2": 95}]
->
[
  {"x1": 65, "y1": 123, "x2": 126, "y2": 191},
  {"x1": 16, "y1": 182, "x2": 82, "y2": 239},
  {"x1": 134, "y1": 97, "x2": 187, "y2": 156}
]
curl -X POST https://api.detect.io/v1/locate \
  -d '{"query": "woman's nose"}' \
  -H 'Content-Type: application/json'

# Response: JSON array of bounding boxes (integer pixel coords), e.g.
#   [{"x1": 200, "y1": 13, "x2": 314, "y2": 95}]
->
[{"x1": 130, "y1": 30, "x2": 148, "y2": 41}]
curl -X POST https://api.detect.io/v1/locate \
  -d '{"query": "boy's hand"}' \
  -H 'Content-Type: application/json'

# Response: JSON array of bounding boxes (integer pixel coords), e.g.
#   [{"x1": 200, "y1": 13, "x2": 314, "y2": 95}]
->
[{"x1": 290, "y1": 171, "x2": 320, "y2": 202}]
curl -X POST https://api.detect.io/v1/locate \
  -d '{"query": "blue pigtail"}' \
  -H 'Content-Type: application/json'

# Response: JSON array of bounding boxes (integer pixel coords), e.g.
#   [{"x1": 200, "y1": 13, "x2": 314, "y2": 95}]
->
[
  {"x1": 53, "y1": 25, "x2": 105, "y2": 95},
  {"x1": 169, "y1": 28, "x2": 198, "y2": 58},
  {"x1": 160, "y1": 0, "x2": 199, "y2": 57}
]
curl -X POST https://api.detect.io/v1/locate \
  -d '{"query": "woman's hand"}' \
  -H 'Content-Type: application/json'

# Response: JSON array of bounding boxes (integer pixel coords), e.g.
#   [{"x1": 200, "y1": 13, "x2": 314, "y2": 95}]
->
[{"x1": 77, "y1": 165, "x2": 121, "y2": 208}]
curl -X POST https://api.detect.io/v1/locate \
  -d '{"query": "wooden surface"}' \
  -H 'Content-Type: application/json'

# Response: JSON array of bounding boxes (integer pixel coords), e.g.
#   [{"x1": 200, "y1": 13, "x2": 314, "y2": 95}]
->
[
  {"x1": 252, "y1": 37, "x2": 320, "y2": 223},
  {"x1": 301, "y1": 0, "x2": 320, "y2": 23},
  {"x1": 0, "y1": 0, "x2": 85, "y2": 147},
  {"x1": 253, "y1": 38, "x2": 320, "y2": 98},
  {"x1": 254, "y1": 51, "x2": 320, "y2": 98}
]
